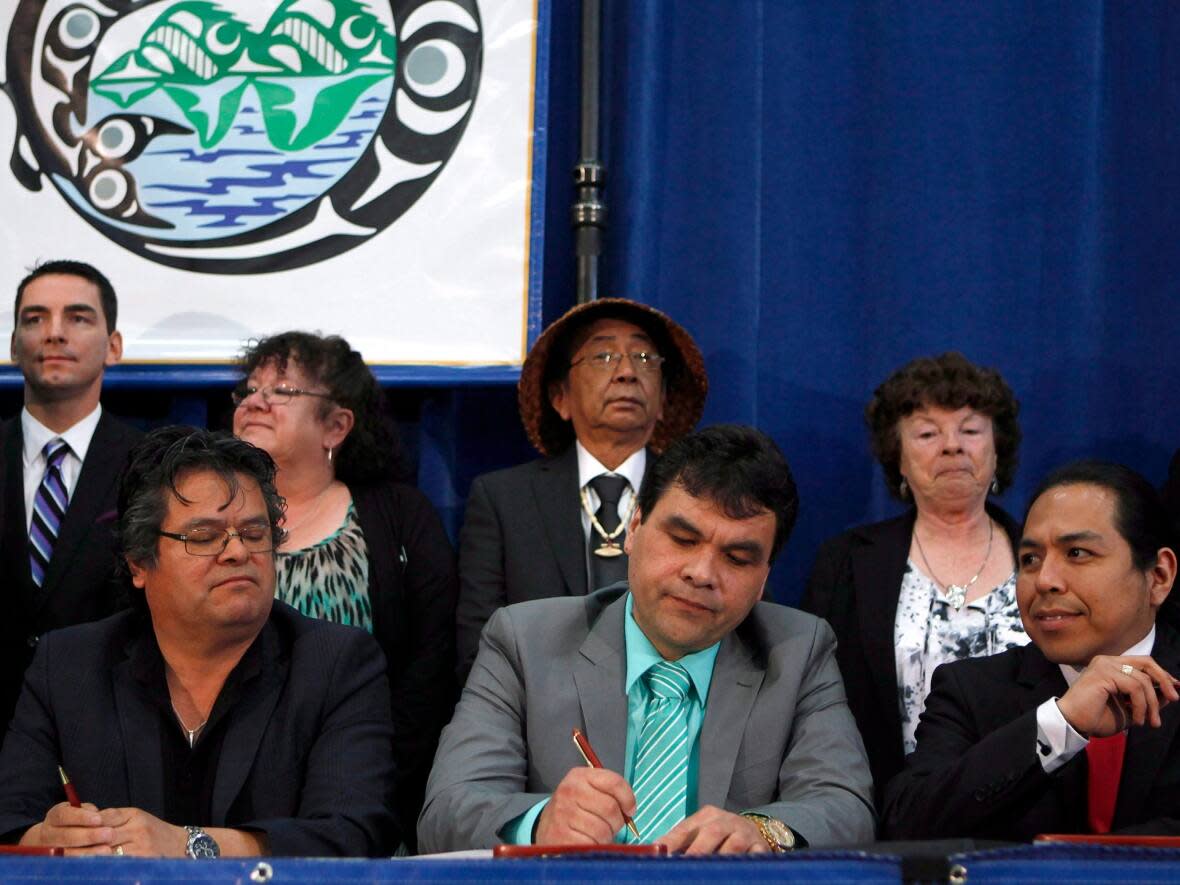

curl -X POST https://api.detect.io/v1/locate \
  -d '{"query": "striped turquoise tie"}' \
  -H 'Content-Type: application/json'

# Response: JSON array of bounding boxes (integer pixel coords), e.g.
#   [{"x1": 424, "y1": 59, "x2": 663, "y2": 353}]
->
[
  {"x1": 628, "y1": 660, "x2": 692, "y2": 842},
  {"x1": 29, "y1": 438, "x2": 70, "y2": 588}
]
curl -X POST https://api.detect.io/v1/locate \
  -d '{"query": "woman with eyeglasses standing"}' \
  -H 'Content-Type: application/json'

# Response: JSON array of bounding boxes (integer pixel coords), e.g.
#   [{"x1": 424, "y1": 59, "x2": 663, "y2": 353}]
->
[{"x1": 232, "y1": 331, "x2": 457, "y2": 854}]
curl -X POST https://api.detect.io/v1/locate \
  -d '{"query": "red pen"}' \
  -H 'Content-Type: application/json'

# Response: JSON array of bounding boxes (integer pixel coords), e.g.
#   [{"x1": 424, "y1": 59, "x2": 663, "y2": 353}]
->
[
  {"x1": 58, "y1": 765, "x2": 80, "y2": 807},
  {"x1": 572, "y1": 728, "x2": 642, "y2": 839}
]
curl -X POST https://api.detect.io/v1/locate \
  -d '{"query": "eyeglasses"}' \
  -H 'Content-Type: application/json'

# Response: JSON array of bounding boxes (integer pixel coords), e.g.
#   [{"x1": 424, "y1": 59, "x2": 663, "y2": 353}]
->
[
  {"x1": 231, "y1": 382, "x2": 333, "y2": 407},
  {"x1": 568, "y1": 351, "x2": 665, "y2": 372},
  {"x1": 158, "y1": 525, "x2": 275, "y2": 557}
]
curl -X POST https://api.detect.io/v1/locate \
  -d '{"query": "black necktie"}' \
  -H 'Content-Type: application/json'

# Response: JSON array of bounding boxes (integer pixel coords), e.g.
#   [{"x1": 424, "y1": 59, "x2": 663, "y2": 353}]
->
[{"x1": 588, "y1": 474, "x2": 629, "y2": 590}]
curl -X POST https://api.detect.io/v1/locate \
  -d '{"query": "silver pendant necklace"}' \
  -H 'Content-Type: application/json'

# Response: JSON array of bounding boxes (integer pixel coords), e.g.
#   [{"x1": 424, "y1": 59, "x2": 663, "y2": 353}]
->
[
  {"x1": 579, "y1": 486, "x2": 636, "y2": 558},
  {"x1": 913, "y1": 519, "x2": 994, "y2": 610},
  {"x1": 171, "y1": 700, "x2": 208, "y2": 749}
]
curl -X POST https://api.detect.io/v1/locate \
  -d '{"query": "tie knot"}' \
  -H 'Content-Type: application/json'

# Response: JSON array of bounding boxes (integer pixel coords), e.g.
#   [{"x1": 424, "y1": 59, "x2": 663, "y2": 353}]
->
[
  {"x1": 645, "y1": 661, "x2": 691, "y2": 701},
  {"x1": 589, "y1": 474, "x2": 629, "y2": 507},
  {"x1": 43, "y1": 439, "x2": 70, "y2": 466}
]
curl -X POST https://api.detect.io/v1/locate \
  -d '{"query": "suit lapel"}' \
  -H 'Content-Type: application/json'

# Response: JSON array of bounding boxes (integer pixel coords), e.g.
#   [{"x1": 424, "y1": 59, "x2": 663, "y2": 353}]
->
[
  {"x1": 1, "y1": 421, "x2": 36, "y2": 606},
  {"x1": 211, "y1": 625, "x2": 286, "y2": 823},
  {"x1": 697, "y1": 631, "x2": 763, "y2": 809},
  {"x1": 532, "y1": 447, "x2": 588, "y2": 596},
  {"x1": 113, "y1": 643, "x2": 165, "y2": 814},
  {"x1": 850, "y1": 512, "x2": 914, "y2": 733},
  {"x1": 572, "y1": 594, "x2": 628, "y2": 773},
  {"x1": 37, "y1": 414, "x2": 125, "y2": 605},
  {"x1": 1015, "y1": 644, "x2": 1087, "y2": 823},
  {"x1": 1115, "y1": 627, "x2": 1180, "y2": 828}
]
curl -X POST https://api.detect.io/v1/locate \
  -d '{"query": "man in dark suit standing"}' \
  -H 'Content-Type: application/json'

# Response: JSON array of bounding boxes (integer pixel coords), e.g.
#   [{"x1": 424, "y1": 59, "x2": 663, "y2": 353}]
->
[
  {"x1": 455, "y1": 298, "x2": 708, "y2": 681},
  {"x1": 885, "y1": 461, "x2": 1180, "y2": 840},
  {"x1": 0, "y1": 428, "x2": 397, "y2": 856},
  {"x1": 0, "y1": 260, "x2": 141, "y2": 735}
]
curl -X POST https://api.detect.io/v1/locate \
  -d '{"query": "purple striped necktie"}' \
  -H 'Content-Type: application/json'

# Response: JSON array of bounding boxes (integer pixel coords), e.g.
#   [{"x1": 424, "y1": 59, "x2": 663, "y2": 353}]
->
[{"x1": 29, "y1": 438, "x2": 71, "y2": 588}]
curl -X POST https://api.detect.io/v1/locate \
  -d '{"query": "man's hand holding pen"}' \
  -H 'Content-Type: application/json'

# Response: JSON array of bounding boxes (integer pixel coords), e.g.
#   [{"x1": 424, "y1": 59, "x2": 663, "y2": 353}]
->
[{"x1": 535, "y1": 767, "x2": 637, "y2": 845}]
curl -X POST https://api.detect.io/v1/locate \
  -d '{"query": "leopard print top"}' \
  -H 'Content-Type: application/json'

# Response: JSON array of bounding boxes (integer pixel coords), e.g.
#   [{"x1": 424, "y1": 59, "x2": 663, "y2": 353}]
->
[{"x1": 274, "y1": 502, "x2": 373, "y2": 632}]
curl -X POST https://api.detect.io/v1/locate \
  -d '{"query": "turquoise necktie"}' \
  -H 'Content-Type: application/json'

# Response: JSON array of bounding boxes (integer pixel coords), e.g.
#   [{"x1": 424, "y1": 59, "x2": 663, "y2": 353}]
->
[{"x1": 628, "y1": 660, "x2": 692, "y2": 842}]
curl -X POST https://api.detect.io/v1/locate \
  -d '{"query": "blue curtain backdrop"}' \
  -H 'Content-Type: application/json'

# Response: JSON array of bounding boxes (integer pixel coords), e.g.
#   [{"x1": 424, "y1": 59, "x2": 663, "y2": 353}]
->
[{"x1": 508, "y1": 0, "x2": 1180, "y2": 604}]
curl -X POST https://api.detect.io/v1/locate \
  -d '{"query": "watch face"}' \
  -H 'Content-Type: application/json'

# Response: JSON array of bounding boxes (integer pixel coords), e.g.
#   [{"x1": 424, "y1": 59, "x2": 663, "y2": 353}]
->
[
  {"x1": 186, "y1": 827, "x2": 221, "y2": 859},
  {"x1": 763, "y1": 818, "x2": 795, "y2": 849}
]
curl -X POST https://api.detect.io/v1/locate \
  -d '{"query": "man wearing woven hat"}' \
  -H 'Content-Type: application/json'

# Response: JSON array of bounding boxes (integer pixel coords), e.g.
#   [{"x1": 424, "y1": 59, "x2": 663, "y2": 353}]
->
[
  {"x1": 455, "y1": 298, "x2": 708, "y2": 681},
  {"x1": 421, "y1": 425, "x2": 875, "y2": 853}
]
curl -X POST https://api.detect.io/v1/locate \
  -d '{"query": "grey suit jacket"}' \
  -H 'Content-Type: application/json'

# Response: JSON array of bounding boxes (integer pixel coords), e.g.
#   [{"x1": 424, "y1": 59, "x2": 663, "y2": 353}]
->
[{"x1": 419, "y1": 586, "x2": 875, "y2": 852}]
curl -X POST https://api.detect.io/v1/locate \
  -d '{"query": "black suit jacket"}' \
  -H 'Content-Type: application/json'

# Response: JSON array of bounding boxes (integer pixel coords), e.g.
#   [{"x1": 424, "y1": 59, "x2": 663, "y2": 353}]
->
[
  {"x1": 882, "y1": 624, "x2": 1180, "y2": 840},
  {"x1": 1163, "y1": 448, "x2": 1180, "y2": 534},
  {"x1": 350, "y1": 479, "x2": 457, "y2": 852},
  {"x1": 455, "y1": 447, "x2": 586, "y2": 681},
  {"x1": 0, "y1": 601, "x2": 398, "y2": 856},
  {"x1": 800, "y1": 503, "x2": 1021, "y2": 808},
  {"x1": 0, "y1": 412, "x2": 141, "y2": 734}
]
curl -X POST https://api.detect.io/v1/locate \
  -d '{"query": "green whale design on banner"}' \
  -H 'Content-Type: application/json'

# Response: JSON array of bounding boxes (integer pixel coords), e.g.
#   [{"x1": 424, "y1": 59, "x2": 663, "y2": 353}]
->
[{"x1": 92, "y1": 0, "x2": 397, "y2": 150}]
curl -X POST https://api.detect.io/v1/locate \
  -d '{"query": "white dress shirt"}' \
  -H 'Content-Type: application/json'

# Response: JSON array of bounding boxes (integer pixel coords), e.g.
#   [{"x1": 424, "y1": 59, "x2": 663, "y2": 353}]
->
[
  {"x1": 575, "y1": 442, "x2": 646, "y2": 539},
  {"x1": 1035, "y1": 627, "x2": 1157, "y2": 773},
  {"x1": 575, "y1": 442, "x2": 646, "y2": 584},
  {"x1": 21, "y1": 405, "x2": 102, "y2": 531}
]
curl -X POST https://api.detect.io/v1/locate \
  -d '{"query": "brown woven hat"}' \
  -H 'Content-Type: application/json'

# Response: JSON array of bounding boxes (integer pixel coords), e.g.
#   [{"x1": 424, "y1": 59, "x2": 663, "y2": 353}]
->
[{"x1": 518, "y1": 298, "x2": 708, "y2": 456}]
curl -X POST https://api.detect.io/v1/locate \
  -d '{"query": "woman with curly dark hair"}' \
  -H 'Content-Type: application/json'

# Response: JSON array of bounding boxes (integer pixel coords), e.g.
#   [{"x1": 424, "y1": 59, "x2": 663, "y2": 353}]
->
[
  {"x1": 232, "y1": 331, "x2": 457, "y2": 853},
  {"x1": 802, "y1": 352, "x2": 1027, "y2": 810}
]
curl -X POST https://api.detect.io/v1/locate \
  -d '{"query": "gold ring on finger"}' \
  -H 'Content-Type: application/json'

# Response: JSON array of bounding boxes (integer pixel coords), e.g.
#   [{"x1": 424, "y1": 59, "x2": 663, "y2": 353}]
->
[{"x1": 1121, "y1": 664, "x2": 1136, "y2": 676}]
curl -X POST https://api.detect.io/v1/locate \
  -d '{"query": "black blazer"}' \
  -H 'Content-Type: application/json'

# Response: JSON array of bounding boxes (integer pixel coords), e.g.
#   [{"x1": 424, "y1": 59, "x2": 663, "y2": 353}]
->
[
  {"x1": 800, "y1": 502, "x2": 1021, "y2": 808},
  {"x1": 882, "y1": 624, "x2": 1180, "y2": 840},
  {"x1": 1163, "y1": 448, "x2": 1180, "y2": 534},
  {"x1": 0, "y1": 412, "x2": 141, "y2": 735},
  {"x1": 455, "y1": 446, "x2": 586, "y2": 682},
  {"x1": 0, "y1": 602, "x2": 398, "y2": 856},
  {"x1": 350, "y1": 479, "x2": 457, "y2": 853}
]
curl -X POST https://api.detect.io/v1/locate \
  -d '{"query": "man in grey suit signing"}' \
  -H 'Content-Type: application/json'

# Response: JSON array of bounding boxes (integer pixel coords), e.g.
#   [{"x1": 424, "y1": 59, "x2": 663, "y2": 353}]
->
[{"x1": 420, "y1": 425, "x2": 875, "y2": 853}]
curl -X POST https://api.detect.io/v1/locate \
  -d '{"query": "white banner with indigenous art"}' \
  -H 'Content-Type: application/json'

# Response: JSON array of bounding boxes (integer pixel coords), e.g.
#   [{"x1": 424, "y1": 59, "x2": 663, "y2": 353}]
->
[{"x1": 0, "y1": 0, "x2": 545, "y2": 366}]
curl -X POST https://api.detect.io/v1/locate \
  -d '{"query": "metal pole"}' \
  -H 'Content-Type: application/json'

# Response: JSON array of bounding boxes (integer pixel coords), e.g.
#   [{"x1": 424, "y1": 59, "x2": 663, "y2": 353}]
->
[{"x1": 573, "y1": 0, "x2": 605, "y2": 304}]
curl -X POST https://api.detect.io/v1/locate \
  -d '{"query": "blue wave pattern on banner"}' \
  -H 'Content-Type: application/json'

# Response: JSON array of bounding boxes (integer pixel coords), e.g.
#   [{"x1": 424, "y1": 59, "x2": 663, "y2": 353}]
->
[
  {"x1": 82, "y1": 82, "x2": 389, "y2": 237},
  {"x1": 75, "y1": 1, "x2": 396, "y2": 239}
]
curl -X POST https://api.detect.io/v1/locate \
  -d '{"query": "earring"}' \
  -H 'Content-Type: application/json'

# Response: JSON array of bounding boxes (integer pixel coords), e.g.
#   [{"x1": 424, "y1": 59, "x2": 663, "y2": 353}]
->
[
  {"x1": 990, "y1": 476, "x2": 999, "y2": 495},
  {"x1": 899, "y1": 478, "x2": 908, "y2": 498},
  {"x1": 327, "y1": 447, "x2": 334, "y2": 464}
]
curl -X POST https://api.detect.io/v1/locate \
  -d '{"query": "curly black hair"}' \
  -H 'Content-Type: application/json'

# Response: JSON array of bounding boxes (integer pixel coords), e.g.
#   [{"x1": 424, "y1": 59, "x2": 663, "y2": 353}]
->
[
  {"x1": 865, "y1": 352, "x2": 1021, "y2": 499},
  {"x1": 237, "y1": 331, "x2": 403, "y2": 485}
]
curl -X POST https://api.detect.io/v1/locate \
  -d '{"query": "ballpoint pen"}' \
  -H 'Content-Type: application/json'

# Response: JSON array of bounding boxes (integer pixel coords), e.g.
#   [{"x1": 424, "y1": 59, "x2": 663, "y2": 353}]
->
[{"x1": 572, "y1": 728, "x2": 641, "y2": 839}]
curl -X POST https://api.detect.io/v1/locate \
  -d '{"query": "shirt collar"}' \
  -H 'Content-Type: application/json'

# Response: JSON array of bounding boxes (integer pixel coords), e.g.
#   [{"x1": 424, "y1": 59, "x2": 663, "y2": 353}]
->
[
  {"x1": 575, "y1": 441, "x2": 646, "y2": 493},
  {"x1": 1059, "y1": 625, "x2": 1157, "y2": 687},
  {"x1": 623, "y1": 592, "x2": 719, "y2": 702},
  {"x1": 21, "y1": 404, "x2": 102, "y2": 466}
]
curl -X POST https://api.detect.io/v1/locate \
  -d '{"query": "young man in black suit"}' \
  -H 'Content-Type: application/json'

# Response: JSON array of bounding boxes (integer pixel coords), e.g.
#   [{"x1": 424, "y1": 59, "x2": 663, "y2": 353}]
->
[
  {"x1": 885, "y1": 461, "x2": 1180, "y2": 839},
  {"x1": 0, "y1": 260, "x2": 141, "y2": 735}
]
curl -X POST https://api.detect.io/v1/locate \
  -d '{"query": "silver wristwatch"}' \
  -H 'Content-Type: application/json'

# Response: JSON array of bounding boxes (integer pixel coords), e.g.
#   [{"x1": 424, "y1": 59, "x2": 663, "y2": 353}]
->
[{"x1": 184, "y1": 825, "x2": 220, "y2": 858}]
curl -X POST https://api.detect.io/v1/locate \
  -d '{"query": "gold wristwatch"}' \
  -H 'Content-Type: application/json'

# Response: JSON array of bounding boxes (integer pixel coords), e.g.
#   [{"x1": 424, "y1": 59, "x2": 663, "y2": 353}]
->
[{"x1": 742, "y1": 812, "x2": 796, "y2": 852}]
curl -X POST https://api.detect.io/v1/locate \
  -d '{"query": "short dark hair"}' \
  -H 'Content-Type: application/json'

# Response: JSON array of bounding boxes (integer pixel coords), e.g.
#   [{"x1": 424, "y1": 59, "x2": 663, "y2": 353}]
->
[
  {"x1": 118, "y1": 427, "x2": 286, "y2": 576},
  {"x1": 636, "y1": 424, "x2": 798, "y2": 563},
  {"x1": 1026, "y1": 460, "x2": 1174, "y2": 572},
  {"x1": 237, "y1": 331, "x2": 403, "y2": 484},
  {"x1": 865, "y1": 352, "x2": 1021, "y2": 498},
  {"x1": 16, "y1": 260, "x2": 118, "y2": 333}
]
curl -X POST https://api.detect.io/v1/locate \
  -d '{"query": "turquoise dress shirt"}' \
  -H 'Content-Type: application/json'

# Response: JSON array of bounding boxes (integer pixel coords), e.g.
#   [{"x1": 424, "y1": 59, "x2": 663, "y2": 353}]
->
[{"x1": 502, "y1": 593, "x2": 720, "y2": 843}]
